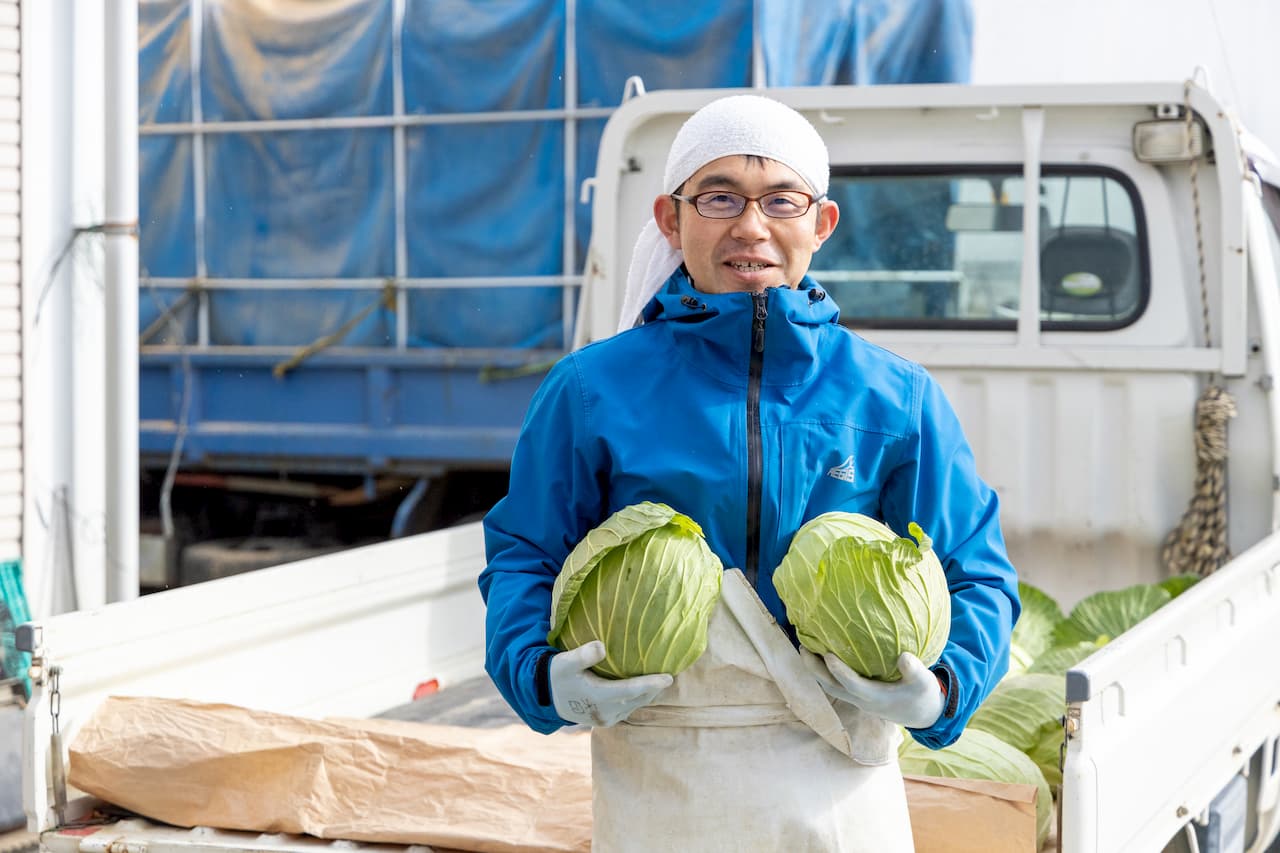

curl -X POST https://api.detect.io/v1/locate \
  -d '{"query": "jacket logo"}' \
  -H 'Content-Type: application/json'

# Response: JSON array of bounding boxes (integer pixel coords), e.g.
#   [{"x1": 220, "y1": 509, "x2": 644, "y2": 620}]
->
[{"x1": 826, "y1": 455, "x2": 856, "y2": 483}]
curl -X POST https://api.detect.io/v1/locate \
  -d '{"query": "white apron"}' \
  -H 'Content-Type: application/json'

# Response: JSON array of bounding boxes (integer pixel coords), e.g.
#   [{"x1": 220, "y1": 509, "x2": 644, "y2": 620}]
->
[{"x1": 591, "y1": 569, "x2": 915, "y2": 852}]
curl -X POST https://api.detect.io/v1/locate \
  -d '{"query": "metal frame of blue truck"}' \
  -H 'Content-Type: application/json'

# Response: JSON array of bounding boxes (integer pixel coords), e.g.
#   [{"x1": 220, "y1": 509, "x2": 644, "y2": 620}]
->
[{"x1": 134, "y1": 0, "x2": 975, "y2": 583}]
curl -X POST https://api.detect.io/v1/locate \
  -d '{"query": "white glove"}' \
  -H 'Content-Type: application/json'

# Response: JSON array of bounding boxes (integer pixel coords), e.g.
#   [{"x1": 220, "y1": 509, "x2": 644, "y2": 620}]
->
[
  {"x1": 550, "y1": 641, "x2": 673, "y2": 727},
  {"x1": 804, "y1": 650, "x2": 945, "y2": 730}
]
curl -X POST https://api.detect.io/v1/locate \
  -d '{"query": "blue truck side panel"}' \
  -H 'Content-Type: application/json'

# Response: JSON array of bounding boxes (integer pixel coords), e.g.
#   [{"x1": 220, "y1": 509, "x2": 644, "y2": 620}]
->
[
  {"x1": 139, "y1": 351, "x2": 555, "y2": 472},
  {"x1": 137, "y1": 0, "x2": 972, "y2": 473}
]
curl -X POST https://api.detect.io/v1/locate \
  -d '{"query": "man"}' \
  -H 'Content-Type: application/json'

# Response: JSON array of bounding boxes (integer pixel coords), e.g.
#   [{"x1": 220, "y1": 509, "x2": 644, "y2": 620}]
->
[{"x1": 480, "y1": 94, "x2": 1020, "y2": 851}]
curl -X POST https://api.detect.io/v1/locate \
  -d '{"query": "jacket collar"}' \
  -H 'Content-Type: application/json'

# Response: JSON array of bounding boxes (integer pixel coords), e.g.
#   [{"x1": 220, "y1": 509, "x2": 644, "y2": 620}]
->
[{"x1": 639, "y1": 267, "x2": 842, "y2": 386}]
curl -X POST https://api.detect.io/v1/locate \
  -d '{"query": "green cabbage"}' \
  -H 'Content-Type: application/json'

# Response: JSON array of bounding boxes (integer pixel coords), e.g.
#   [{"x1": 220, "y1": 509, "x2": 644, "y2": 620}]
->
[
  {"x1": 1008, "y1": 581, "x2": 1064, "y2": 676},
  {"x1": 774, "y1": 512, "x2": 950, "y2": 681},
  {"x1": 900, "y1": 727, "x2": 1052, "y2": 848},
  {"x1": 968, "y1": 673, "x2": 1064, "y2": 787},
  {"x1": 548, "y1": 502, "x2": 722, "y2": 679}
]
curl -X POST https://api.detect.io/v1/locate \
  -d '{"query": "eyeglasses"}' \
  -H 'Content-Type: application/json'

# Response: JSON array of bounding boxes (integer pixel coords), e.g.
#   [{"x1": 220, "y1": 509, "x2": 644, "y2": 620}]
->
[{"x1": 670, "y1": 190, "x2": 824, "y2": 220}]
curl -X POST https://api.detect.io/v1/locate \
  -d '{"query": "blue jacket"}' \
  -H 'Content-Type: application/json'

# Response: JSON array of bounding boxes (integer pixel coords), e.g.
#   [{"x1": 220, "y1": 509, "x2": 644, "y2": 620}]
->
[{"x1": 480, "y1": 269, "x2": 1020, "y2": 748}]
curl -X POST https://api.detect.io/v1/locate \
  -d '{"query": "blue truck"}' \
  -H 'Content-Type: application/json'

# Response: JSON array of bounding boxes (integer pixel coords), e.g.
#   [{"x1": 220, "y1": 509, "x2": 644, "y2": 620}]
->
[{"x1": 135, "y1": 0, "x2": 973, "y2": 584}]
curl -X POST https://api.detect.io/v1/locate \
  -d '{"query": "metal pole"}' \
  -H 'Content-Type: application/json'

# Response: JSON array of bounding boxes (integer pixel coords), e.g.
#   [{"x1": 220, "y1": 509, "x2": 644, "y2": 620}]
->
[
  {"x1": 191, "y1": 0, "x2": 209, "y2": 346},
  {"x1": 392, "y1": 0, "x2": 409, "y2": 350},
  {"x1": 104, "y1": 0, "x2": 139, "y2": 602},
  {"x1": 751, "y1": 0, "x2": 766, "y2": 88},
  {"x1": 22, "y1": 0, "x2": 78, "y2": 616},
  {"x1": 145, "y1": 274, "x2": 584, "y2": 291},
  {"x1": 137, "y1": 106, "x2": 618, "y2": 136},
  {"x1": 562, "y1": 0, "x2": 578, "y2": 349},
  {"x1": 1017, "y1": 107, "x2": 1044, "y2": 352}
]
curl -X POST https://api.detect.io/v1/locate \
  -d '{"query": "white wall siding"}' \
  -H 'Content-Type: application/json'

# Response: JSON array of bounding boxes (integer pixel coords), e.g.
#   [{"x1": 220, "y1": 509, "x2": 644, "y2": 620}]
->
[{"x1": 0, "y1": 0, "x2": 17, "y2": 564}]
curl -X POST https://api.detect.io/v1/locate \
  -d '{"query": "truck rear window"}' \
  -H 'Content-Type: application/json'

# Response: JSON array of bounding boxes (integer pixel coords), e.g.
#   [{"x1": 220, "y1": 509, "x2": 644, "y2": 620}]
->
[{"x1": 812, "y1": 166, "x2": 1148, "y2": 331}]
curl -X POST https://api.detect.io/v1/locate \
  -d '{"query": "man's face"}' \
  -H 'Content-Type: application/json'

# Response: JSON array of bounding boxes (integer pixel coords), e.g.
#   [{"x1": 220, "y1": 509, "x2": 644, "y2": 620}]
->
[{"x1": 653, "y1": 155, "x2": 839, "y2": 295}]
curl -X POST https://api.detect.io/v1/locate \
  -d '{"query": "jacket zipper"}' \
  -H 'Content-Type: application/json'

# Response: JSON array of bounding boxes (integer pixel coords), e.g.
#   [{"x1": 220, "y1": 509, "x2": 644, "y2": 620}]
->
[{"x1": 746, "y1": 291, "x2": 767, "y2": 587}]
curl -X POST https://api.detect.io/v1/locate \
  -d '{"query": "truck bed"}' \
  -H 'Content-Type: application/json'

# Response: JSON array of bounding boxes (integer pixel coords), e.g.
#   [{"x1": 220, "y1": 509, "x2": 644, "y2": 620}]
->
[
  {"x1": 376, "y1": 675, "x2": 522, "y2": 729},
  {"x1": 39, "y1": 674, "x2": 1063, "y2": 853}
]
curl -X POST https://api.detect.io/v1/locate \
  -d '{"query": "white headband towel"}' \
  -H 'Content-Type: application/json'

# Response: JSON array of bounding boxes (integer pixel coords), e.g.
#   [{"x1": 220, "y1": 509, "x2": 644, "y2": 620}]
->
[{"x1": 616, "y1": 94, "x2": 831, "y2": 332}]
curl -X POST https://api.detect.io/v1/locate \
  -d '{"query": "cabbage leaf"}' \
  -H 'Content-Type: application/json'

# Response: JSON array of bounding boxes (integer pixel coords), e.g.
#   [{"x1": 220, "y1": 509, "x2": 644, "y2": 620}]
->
[
  {"x1": 1052, "y1": 583, "x2": 1171, "y2": 647},
  {"x1": 1027, "y1": 639, "x2": 1105, "y2": 677},
  {"x1": 968, "y1": 673, "x2": 1064, "y2": 787},
  {"x1": 1158, "y1": 573, "x2": 1200, "y2": 598},
  {"x1": 1008, "y1": 581, "x2": 1064, "y2": 675}
]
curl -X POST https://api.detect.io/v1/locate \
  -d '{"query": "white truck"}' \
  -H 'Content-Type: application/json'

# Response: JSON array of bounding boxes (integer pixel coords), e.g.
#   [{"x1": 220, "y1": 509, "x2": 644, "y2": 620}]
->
[{"x1": 18, "y1": 80, "x2": 1280, "y2": 853}]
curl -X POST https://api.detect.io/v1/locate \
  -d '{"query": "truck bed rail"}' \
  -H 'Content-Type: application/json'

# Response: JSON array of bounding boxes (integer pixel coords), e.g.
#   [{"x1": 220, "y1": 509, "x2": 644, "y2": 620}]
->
[{"x1": 1061, "y1": 530, "x2": 1280, "y2": 852}]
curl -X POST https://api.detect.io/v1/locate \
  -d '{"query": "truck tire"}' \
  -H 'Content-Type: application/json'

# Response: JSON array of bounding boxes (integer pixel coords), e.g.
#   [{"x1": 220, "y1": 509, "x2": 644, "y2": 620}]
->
[{"x1": 180, "y1": 537, "x2": 347, "y2": 585}]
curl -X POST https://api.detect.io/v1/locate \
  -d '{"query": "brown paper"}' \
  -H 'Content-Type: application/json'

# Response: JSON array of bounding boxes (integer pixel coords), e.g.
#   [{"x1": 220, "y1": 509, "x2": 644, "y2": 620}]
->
[
  {"x1": 71, "y1": 696, "x2": 1039, "y2": 853},
  {"x1": 69, "y1": 696, "x2": 592, "y2": 853},
  {"x1": 904, "y1": 774, "x2": 1040, "y2": 853}
]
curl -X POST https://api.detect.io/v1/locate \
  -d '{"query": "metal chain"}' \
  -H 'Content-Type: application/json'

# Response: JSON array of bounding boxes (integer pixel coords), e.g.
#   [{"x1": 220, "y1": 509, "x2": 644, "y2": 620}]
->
[
  {"x1": 1161, "y1": 81, "x2": 1236, "y2": 577},
  {"x1": 49, "y1": 665, "x2": 60, "y2": 736},
  {"x1": 48, "y1": 663, "x2": 68, "y2": 826}
]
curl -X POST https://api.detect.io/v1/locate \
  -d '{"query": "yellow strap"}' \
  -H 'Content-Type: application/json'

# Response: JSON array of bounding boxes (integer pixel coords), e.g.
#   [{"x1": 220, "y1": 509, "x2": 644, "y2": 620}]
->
[
  {"x1": 139, "y1": 281, "x2": 201, "y2": 345},
  {"x1": 273, "y1": 280, "x2": 397, "y2": 379}
]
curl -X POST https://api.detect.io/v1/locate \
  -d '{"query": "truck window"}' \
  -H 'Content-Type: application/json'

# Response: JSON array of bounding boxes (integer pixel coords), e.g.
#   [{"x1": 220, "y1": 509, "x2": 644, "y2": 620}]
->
[{"x1": 813, "y1": 167, "x2": 1148, "y2": 331}]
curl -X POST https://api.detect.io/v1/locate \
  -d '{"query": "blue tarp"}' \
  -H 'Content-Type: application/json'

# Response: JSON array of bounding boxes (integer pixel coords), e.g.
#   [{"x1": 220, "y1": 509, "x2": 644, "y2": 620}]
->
[{"x1": 138, "y1": 0, "x2": 972, "y2": 351}]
